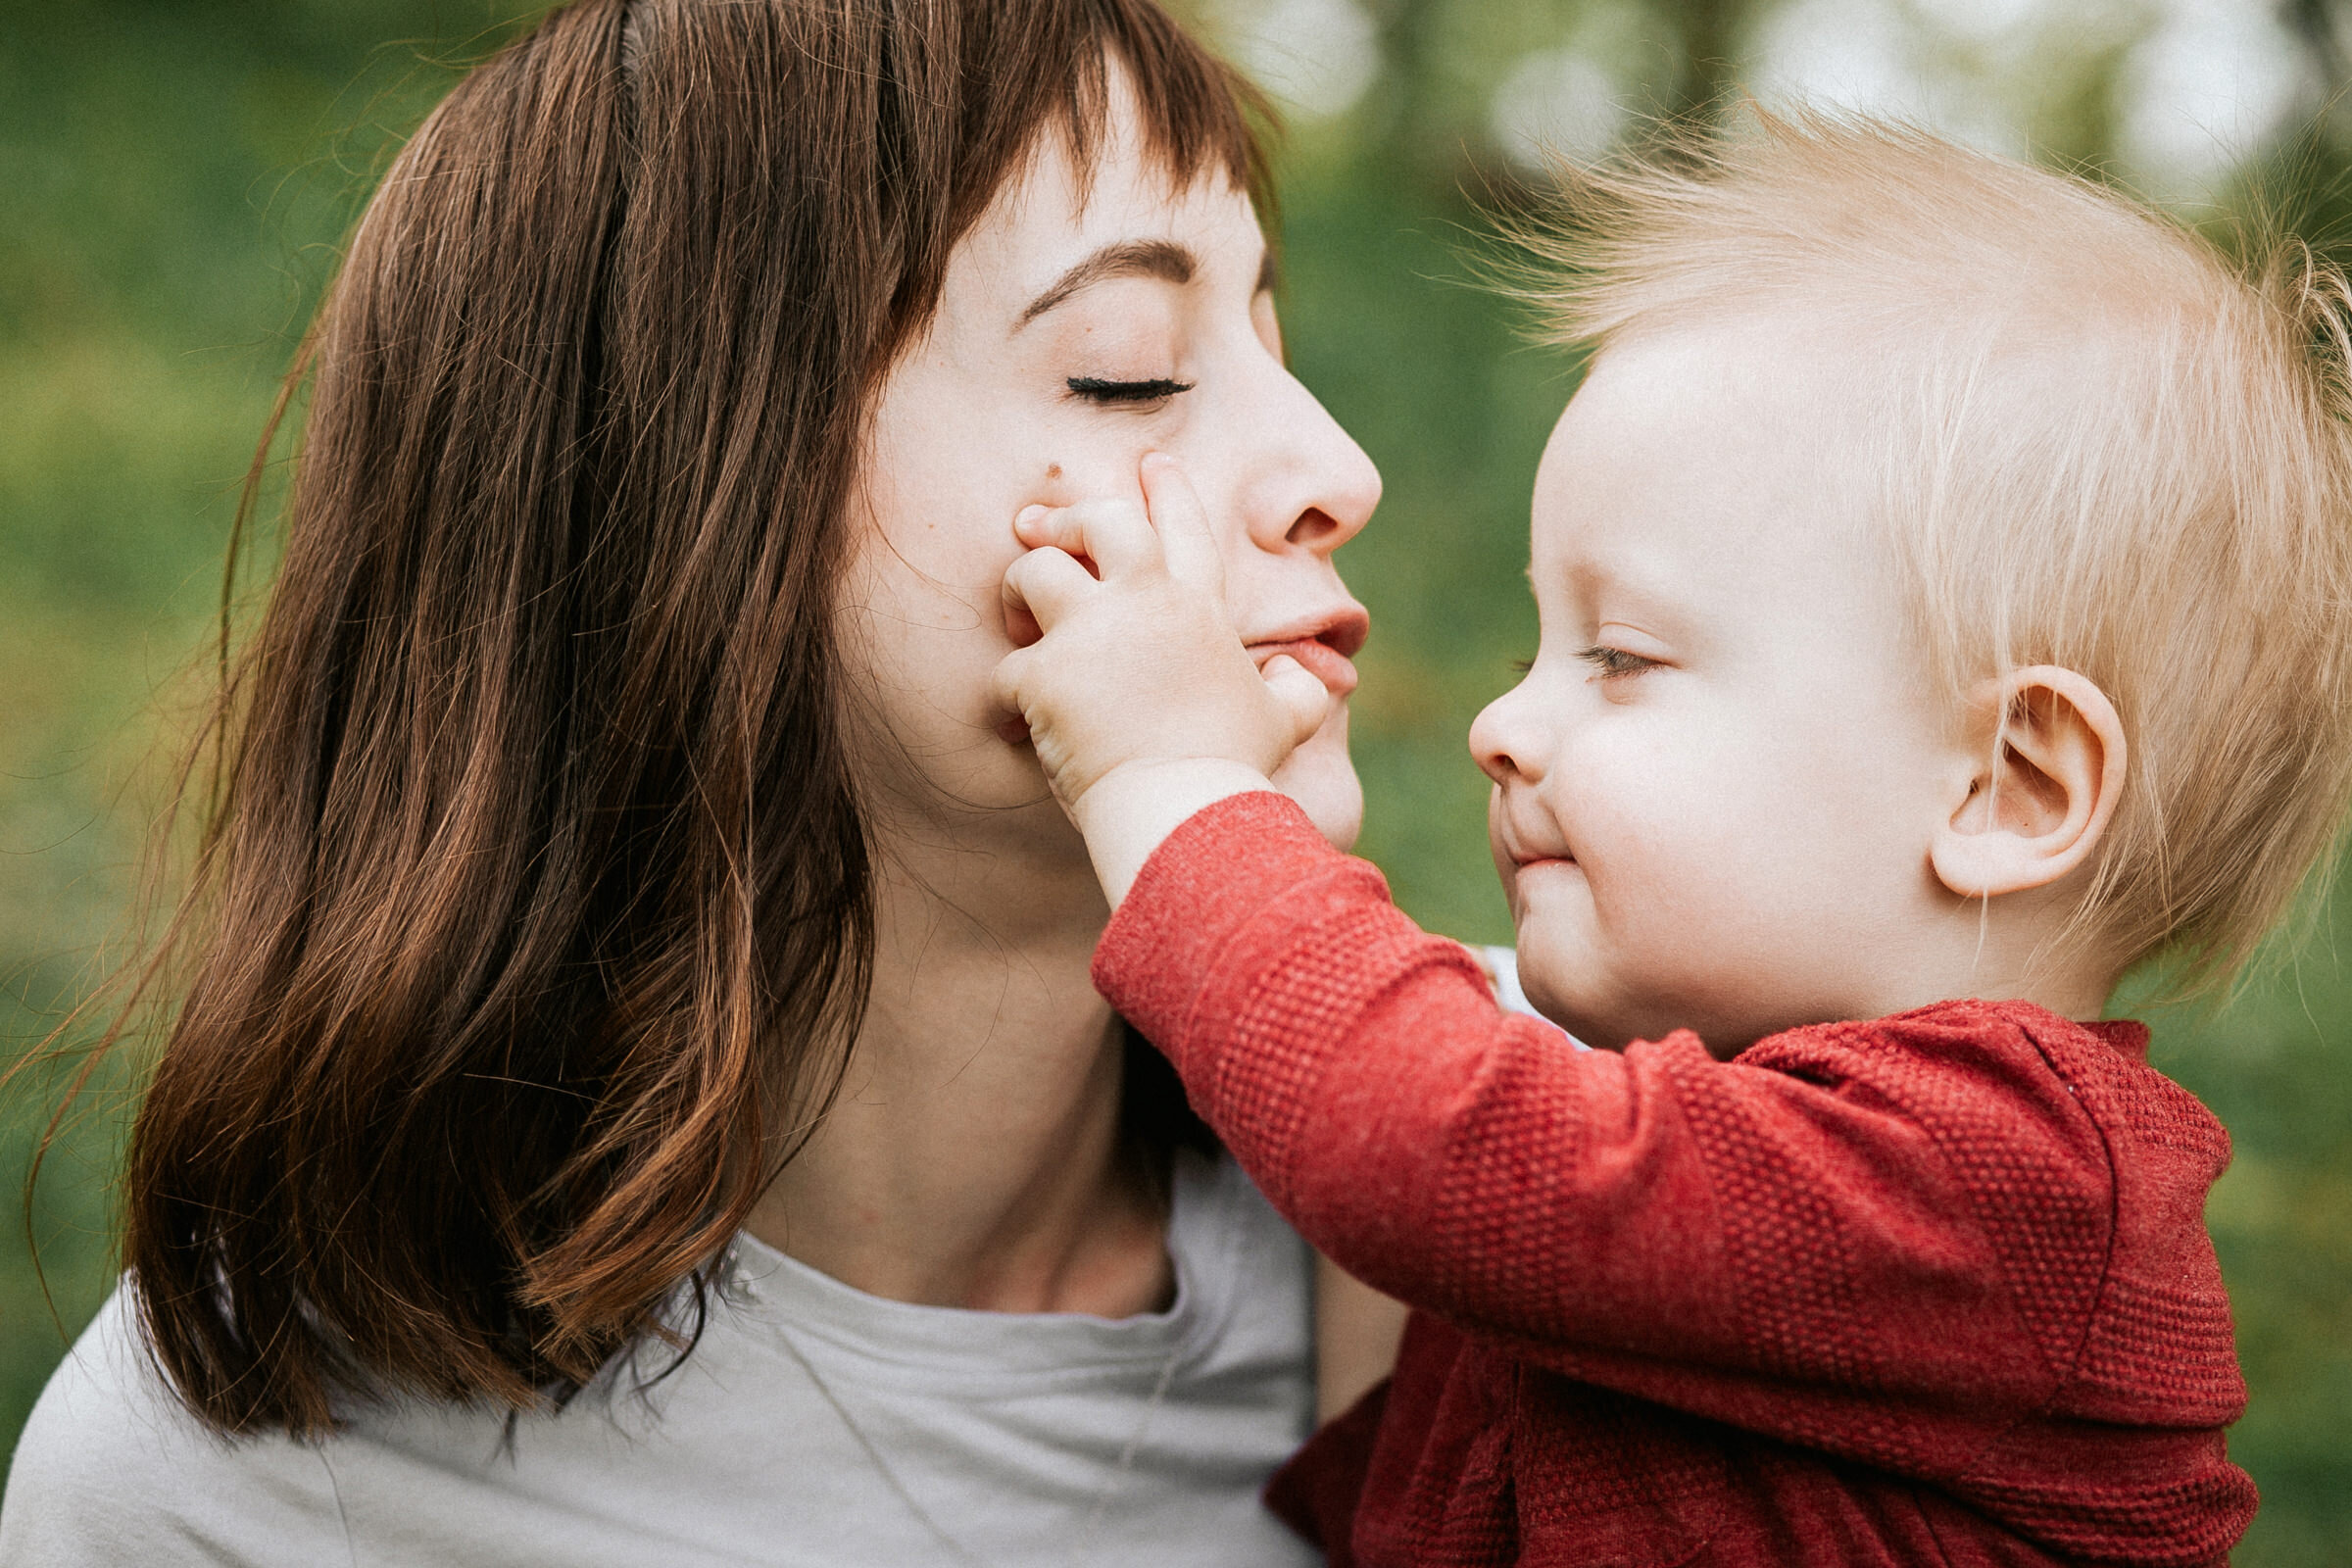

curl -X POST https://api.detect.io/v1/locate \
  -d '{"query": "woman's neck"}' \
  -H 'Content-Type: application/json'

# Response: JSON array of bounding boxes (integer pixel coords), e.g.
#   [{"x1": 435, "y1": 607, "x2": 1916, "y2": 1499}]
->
[{"x1": 745, "y1": 827, "x2": 1173, "y2": 1316}]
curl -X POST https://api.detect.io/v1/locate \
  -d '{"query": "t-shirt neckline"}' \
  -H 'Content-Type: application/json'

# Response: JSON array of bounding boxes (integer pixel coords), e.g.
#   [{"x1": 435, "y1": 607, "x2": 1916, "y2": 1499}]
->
[{"x1": 714, "y1": 1149, "x2": 1241, "y2": 1386}]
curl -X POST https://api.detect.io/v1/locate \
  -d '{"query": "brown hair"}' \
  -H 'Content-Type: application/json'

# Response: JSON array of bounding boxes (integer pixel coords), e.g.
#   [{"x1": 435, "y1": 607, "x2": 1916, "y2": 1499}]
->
[{"x1": 111, "y1": 0, "x2": 1266, "y2": 1436}]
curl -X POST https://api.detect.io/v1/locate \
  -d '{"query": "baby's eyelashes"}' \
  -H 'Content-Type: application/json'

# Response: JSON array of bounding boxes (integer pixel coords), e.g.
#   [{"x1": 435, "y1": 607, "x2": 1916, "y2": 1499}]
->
[
  {"x1": 1504, "y1": 645, "x2": 1660, "y2": 680},
  {"x1": 1578, "y1": 645, "x2": 1657, "y2": 680}
]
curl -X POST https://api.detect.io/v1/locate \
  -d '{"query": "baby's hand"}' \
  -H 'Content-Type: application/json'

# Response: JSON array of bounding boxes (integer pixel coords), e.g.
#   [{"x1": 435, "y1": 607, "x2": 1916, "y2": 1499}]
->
[{"x1": 993, "y1": 454, "x2": 1328, "y2": 903}]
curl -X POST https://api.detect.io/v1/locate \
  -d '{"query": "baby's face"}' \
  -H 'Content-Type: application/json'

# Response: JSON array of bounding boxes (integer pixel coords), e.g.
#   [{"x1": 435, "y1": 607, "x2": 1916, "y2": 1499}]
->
[{"x1": 1471, "y1": 328, "x2": 1966, "y2": 1054}]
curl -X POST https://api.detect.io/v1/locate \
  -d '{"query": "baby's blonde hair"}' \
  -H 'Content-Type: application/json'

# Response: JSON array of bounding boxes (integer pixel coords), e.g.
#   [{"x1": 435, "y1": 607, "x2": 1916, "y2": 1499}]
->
[{"x1": 1523, "y1": 110, "x2": 2352, "y2": 990}]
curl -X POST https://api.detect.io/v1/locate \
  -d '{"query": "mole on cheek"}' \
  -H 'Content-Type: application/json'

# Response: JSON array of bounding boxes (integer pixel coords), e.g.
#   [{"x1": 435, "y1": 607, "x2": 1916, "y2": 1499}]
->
[{"x1": 1047, "y1": 464, "x2": 1062, "y2": 480}]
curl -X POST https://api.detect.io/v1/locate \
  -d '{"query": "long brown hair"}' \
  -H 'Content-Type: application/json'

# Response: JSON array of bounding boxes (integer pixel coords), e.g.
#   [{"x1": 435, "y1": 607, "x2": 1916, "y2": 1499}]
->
[{"x1": 111, "y1": 0, "x2": 1266, "y2": 1436}]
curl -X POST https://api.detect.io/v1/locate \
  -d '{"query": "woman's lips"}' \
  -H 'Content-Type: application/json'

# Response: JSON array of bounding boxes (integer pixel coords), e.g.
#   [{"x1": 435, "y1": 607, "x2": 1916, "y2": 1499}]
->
[{"x1": 1250, "y1": 637, "x2": 1359, "y2": 699}]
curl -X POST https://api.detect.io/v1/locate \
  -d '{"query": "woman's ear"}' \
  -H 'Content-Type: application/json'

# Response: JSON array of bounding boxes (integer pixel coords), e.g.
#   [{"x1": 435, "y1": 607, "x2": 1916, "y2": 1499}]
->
[{"x1": 1931, "y1": 665, "x2": 2127, "y2": 900}]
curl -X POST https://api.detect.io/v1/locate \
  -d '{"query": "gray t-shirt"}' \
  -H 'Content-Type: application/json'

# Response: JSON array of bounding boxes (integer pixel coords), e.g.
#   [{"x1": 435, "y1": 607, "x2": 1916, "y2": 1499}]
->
[{"x1": 0, "y1": 1151, "x2": 1320, "y2": 1567}]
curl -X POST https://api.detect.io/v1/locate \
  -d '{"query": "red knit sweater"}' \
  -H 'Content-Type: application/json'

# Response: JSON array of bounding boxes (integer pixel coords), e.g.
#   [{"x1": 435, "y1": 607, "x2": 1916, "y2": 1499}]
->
[{"x1": 1094, "y1": 794, "x2": 2256, "y2": 1568}]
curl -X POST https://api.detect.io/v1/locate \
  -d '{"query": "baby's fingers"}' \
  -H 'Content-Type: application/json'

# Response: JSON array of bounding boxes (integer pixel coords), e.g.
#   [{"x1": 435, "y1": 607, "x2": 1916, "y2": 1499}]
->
[
  {"x1": 1013, "y1": 499, "x2": 1158, "y2": 580},
  {"x1": 1259, "y1": 654, "x2": 1330, "y2": 748},
  {"x1": 1002, "y1": 546, "x2": 1101, "y2": 634},
  {"x1": 1139, "y1": 454, "x2": 1222, "y2": 593},
  {"x1": 988, "y1": 644, "x2": 1037, "y2": 730}
]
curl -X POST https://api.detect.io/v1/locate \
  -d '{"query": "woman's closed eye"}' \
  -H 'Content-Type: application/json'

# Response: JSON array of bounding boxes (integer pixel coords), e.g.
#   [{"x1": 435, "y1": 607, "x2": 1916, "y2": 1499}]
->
[
  {"x1": 1578, "y1": 645, "x2": 1656, "y2": 680},
  {"x1": 1065, "y1": 375, "x2": 1194, "y2": 407}
]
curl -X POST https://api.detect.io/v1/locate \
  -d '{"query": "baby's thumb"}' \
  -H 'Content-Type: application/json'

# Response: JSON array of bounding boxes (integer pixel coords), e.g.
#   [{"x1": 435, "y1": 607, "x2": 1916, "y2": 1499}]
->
[
  {"x1": 989, "y1": 648, "x2": 1034, "y2": 726},
  {"x1": 1259, "y1": 655, "x2": 1329, "y2": 748}
]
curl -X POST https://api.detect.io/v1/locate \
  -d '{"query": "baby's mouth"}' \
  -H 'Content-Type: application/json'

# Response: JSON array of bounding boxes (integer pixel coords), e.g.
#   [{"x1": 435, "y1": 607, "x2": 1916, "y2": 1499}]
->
[{"x1": 1499, "y1": 822, "x2": 1576, "y2": 869}]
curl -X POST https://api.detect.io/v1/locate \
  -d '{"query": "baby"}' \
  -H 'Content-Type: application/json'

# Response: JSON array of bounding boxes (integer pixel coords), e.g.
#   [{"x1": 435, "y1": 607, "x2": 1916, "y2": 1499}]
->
[{"x1": 994, "y1": 116, "x2": 2352, "y2": 1566}]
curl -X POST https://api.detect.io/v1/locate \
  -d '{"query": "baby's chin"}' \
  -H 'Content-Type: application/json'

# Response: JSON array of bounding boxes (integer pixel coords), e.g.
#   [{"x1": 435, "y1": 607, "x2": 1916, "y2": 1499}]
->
[
  {"x1": 1508, "y1": 906, "x2": 1637, "y2": 1050},
  {"x1": 1269, "y1": 716, "x2": 1363, "y2": 851}
]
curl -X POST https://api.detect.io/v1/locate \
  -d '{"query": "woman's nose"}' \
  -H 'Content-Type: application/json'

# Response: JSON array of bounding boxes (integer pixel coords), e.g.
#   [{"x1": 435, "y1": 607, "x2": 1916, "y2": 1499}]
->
[
  {"x1": 1241, "y1": 371, "x2": 1382, "y2": 557},
  {"x1": 1471, "y1": 680, "x2": 1548, "y2": 787}
]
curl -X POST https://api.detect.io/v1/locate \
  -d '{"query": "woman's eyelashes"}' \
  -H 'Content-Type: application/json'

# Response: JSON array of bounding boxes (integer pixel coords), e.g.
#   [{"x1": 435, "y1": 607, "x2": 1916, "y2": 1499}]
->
[{"x1": 1064, "y1": 375, "x2": 1195, "y2": 407}]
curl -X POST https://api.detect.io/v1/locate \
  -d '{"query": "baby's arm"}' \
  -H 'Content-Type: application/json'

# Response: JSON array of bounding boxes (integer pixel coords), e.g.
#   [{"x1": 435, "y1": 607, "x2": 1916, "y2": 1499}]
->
[
  {"x1": 1095, "y1": 790, "x2": 2123, "y2": 1442},
  {"x1": 992, "y1": 453, "x2": 1328, "y2": 905},
  {"x1": 993, "y1": 463, "x2": 1749, "y2": 1351}
]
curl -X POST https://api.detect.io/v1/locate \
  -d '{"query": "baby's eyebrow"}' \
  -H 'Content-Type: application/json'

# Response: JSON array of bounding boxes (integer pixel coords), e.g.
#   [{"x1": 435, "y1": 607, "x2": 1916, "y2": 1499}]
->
[
  {"x1": 1017, "y1": 239, "x2": 1197, "y2": 327},
  {"x1": 1534, "y1": 553, "x2": 1685, "y2": 635}
]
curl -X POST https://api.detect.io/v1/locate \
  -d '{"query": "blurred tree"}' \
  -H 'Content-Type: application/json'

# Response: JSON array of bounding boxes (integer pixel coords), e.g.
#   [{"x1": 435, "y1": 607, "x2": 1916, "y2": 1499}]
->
[
  {"x1": 2282, "y1": 0, "x2": 2350, "y2": 100},
  {"x1": 1666, "y1": 0, "x2": 1744, "y2": 118}
]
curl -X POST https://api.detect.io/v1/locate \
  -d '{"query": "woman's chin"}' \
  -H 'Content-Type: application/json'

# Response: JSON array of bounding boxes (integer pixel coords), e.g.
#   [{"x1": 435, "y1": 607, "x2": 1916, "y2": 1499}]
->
[{"x1": 1269, "y1": 725, "x2": 1363, "y2": 852}]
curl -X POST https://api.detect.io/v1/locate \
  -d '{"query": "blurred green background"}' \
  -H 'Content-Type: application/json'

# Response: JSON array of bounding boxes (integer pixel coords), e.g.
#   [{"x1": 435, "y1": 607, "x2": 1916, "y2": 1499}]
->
[{"x1": 4, "y1": 0, "x2": 2350, "y2": 1558}]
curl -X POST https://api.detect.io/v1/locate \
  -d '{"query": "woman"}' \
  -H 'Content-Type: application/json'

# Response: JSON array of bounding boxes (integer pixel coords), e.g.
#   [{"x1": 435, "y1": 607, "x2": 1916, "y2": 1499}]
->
[{"x1": 0, "y1": 1, "x2": 1384, "y2": 1562}]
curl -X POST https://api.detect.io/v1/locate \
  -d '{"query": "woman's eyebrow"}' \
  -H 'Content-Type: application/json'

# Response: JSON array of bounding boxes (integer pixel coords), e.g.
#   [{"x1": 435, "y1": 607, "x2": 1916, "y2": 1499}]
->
[{"x1": 1017, "y1": 238, "x2": 1196, "y2": 327}]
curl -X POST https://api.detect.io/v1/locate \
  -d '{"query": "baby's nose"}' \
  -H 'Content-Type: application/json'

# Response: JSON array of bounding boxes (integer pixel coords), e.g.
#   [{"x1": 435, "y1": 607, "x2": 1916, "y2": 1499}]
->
[{"x1": 1470, "y1": 687, "x2": 1547, "y2": 786}]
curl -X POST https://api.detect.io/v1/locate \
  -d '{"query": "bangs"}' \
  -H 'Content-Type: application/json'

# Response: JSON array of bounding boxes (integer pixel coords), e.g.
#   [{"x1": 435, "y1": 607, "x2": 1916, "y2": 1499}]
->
[
  {"x1": 924, "y1": 0, "x2": 1275, "y2": 306},
  {"x1": 1054, "y1": 1, "x2": 1273, "y2": 211}
]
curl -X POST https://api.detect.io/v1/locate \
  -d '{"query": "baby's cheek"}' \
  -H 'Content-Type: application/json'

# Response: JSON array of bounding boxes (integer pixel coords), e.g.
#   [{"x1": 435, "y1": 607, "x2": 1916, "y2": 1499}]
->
[{"x1": 1507, "y1": 909, "x2": 1589, "y2": 1036}]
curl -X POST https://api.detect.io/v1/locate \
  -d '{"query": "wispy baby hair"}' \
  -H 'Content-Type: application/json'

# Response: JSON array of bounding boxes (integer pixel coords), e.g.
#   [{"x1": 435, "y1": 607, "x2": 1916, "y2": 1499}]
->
[{"x1": 1519, "y1": 107, "x2": 2352, "y2": 991}]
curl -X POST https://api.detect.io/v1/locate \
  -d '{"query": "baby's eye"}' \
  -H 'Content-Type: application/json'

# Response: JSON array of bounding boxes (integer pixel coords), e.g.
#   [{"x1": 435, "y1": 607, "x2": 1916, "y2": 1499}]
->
[
  {"x1": 1065, "y1": 376, "x2": 1195, "y2": 408},
  {"x1": 1577, "y1": 645, "x2": 1655, "y2": 680}
]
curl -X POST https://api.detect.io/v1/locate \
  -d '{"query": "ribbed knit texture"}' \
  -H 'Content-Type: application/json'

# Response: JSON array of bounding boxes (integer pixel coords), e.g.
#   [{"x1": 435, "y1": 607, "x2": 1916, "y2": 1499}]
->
[{"x1": 1094, "y1": 793, "x2": 2256, "y2": 1568}]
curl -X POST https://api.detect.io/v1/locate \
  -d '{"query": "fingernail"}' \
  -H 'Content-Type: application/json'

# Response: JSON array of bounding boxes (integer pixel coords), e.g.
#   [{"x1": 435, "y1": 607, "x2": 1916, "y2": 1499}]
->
[
  {"x1": 1140, "y1": 451, "x2": 1172, "y2": 472},
  {"x1": 1014, "y1": 505, "x2": 1048, "y2": 532}
]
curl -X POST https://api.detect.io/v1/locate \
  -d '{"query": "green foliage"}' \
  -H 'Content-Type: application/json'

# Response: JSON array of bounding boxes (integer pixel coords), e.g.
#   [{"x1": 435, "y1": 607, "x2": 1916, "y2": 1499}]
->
[
  {"x1": 3, "y1": 4, "x2": 2349, "y2": 1561},
  {"x1": 2128, "y1": 931, "x2": 2352, "y2": 1565},
  {"x1": 0, "y1": 0, "x2": 506, "y2": 1474}
]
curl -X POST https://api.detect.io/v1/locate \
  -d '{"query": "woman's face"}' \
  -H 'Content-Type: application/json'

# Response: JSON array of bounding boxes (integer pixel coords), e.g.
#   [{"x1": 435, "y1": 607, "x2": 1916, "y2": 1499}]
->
[{"x1": 842, "y1": 87, "x2": 1382, "y2": 875}]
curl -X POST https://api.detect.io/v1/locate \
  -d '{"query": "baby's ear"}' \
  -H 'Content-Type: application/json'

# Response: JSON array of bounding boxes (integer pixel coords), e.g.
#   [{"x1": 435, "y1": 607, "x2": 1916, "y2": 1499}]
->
[{"x1": 1931, "y1": 666, "x2": 2127, "y2": 899}]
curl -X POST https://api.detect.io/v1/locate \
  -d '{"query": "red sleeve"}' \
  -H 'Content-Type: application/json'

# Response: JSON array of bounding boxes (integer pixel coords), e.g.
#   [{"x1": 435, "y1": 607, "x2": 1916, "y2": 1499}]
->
[
  {"x1": 1096, "y1": 794, "x2": 2122, "y2": 1455},
  {"x1": 1262, "y1": 1381, "x2": 1386, "y2": 1566}
]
